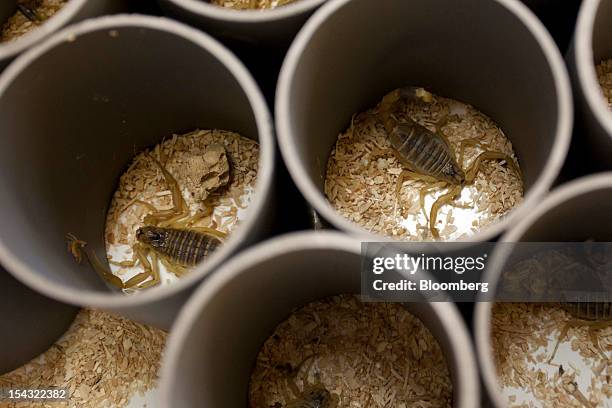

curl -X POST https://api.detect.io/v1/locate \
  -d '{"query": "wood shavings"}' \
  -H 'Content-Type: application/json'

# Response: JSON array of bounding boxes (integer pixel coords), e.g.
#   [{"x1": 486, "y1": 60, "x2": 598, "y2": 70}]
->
[
  {"x1": 249, "y1": 294, "x2": 453, "y2": 407},
  {"x1": 1, "y1": 0, "x2": 68, "y2": 42},
  {"x1": 0, "y1": 309, "x2": 166, "y2": 408},
  {"x1": 324, "y1": 89, "x2": 524, "y2": 241},
  {"x1": 596, "y1": 59, "x2": 612, "y2": 111},
  {"x1": 104, "y1": 129, "x2": 258, "y2": 292},
  {"x1": 209, "y1": 0, "x2": 298, "y2": 10},
  {"x1": 491, "y1": 303, "x2": 612, "y2": 407},
  {"x1": 182, "y1": 143, "x2": 231, "y2": 202}
]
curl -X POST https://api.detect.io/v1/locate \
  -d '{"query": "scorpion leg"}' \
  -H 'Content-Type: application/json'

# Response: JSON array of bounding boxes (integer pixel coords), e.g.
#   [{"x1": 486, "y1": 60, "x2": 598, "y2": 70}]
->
[
  {"x1": 395, "y1": 169, "x2": 445, "y2": 219},
  {"x1": 160, "y1": 257, "x2": 189, "y2": 277},
  {"x1": 143, "y1": 153, "x2": 191, "y2": 227},
  {"x1": 115, "y1": 244, "x2": 157, "y2": 290},
  {"x1": 396, "y1": 169, "x2": 440, "y2": 194},
  {"x1": 285, "y1": 375, "x2": 302, "y2": 401},
  {"x1": 457, "y1": 138, "x2": 483, "y2": 167},
  {"x1": 123, "y1": 270, "x2": 151, "y2": 289},
  {"x1": 107, "y1": 241, "x2": 152, "y2": 269},
  {"x1": 464, "y1": 150, "x2": 522, "y2": 184},
  {"x1": 279, "y1": 380, "x2": 293, "y2": 406},
  {"x1": 429, "y1": 185, "x2": 462, "y2": 239},
  {"x1": 287, "y1": 355, "x2": 317, "y2": 399},
  {"x1": 419, "y1": 182, "x2": 448, "y2": 220},
  {"x1": 434, "y1": 114, "x2": 462, "y2": 137},
  {"x1": 134, "y1": 251, "x2": 161, "y2": 290},
  {"x1": 109, "y1": 258, "x2": 139, "y2": 268},
  {"x1": 66, "y1": 234, "x2": 126, "y2": 289},
  {"x1": 119, "y1": 199, "x2": 159, "y2": 216},
  {"x1": 170, "y1": 209, "x2": 214, "y2": 229},
  {"x1": 548, "y1": 320, "x2": 611, "y2": 363},
  {"x1": 588, "y1": 322, "x2": 611, "y2": 361},
  {"x1": 562, "y1": 380, "x2": 595, "y2": 408}
]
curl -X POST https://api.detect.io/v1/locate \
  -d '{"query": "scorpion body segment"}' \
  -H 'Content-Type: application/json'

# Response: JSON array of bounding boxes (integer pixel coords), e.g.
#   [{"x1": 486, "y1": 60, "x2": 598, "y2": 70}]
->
[
  {"x1": 388, "y1": 121, "x2": 465, "y2": 185},
  {"x1": 561, "y1": 302, "x2": 612, "y2": 321},
  {"x1": 136, "y1": 226, "x2": 221, "y2": 267},
  {"x1": 381, "y1": 86, "x2": 464, "y2": 185}
]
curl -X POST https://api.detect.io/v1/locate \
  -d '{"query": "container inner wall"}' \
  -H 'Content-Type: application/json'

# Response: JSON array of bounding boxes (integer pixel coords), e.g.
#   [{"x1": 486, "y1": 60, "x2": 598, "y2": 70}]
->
[
  {"x1": 593, "y1": 0, "x2": 612, "y2": 62},
  {"x1": 518, "y1": 188, "x2": 612, "y2": 241},
  {"x1": 0, "y1": 2, "x2": 16, "y2": 29},
  {"x1": 287, "y1": 0, "x2": 558, "y2": 194},
  {"x1": 170, "y1": 248, "x2": 460, "y2": 407},
  {"x1": 0, "y1": 26, "x2": 258, "y2": 292},
  {"x1": 0, "y1": 267, "x2": 78, "y2": 374}
]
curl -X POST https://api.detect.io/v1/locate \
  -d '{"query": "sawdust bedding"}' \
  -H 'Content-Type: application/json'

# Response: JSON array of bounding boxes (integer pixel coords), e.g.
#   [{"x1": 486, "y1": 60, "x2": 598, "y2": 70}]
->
[
  {"x1": 209, "y1": 0, "x2": 299, "y2": 10},
  {"x1": 324, "y1": 88, "x2": 524, "y2": 241},
  {"x1": 104, "y1": 129, "x2": 259, "y2": 292},
  {"x1": 249, "y1": 294, "x2": 453, "y2": 408},
  {"x1": 491, "y1": 303, "x2": 612, "y2": 407},
  {"x1": 0, "y1": 309, "x2": 166, "y2": 408},
  {"x1": 1, "y1": 0, "x2": 68, "y2": 43},
  {"x1": 597, "y1": 58, "x2": 612, "y2": 112}
]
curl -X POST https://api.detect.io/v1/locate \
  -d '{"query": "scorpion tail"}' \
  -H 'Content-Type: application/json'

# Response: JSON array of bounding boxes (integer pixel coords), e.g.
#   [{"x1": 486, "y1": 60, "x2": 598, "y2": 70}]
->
[
  {"x1": 397, "y1": 86, "x2": 434, "y2": 103},
  {"x1": 379, "y1": 86, "x2": 433, "y2": 133}
]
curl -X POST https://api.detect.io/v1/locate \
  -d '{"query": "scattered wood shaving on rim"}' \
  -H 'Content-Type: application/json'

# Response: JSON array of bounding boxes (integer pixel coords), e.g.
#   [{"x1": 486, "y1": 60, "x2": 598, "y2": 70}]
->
[
  {"x1": 249, "y1": 294, "x2": 453, "y2": 407},
  {"x1": 104, "y1": 129, "x2": 259, "y2": 292},
  {"x1": 491, "y1": 303, "x2": 612, "y2": 407},
  {"x1": 0, "y1": 309, "x2": 166, "y2": 408},
  {"x1": 1, "y1": 0, "x2": 68, "y2": 43},
  {"x1": 209, "y1": 0, "x2": 298, "y2": 9},
  {"x1": 324, "y1": 90, "x2": 523, "y2": 241},
  {"x1": 596, "y1": 59, "x2": 612, "y2": 111}
]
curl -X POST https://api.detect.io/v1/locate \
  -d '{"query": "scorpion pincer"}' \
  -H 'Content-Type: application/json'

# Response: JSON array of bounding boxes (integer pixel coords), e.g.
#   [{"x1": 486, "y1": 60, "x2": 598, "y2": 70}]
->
[{"x1": 377, "y1": 86, "x2": 522, "y2": 238}]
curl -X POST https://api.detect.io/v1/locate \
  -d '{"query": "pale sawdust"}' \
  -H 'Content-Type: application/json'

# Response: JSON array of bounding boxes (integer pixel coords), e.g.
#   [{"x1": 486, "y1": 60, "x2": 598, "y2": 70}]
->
[
  {"x1": 249, "y1": 294, "x2": 453, "y2": 408},
  {"x1": 209, "y1": 0, "x2": 298, "y2": 10},
  {"x1": 0, "y1": 309, "x2": 166, "y2": 408},
  {"x1": 596, "y1": 58, "x2": 612, "y2": 111},
  {"x1": 1, "y1": 0, "x2": 68, "y2": 42},
  {"x1": 491, "y1": 303, "x2": 612, "y2": 407}
]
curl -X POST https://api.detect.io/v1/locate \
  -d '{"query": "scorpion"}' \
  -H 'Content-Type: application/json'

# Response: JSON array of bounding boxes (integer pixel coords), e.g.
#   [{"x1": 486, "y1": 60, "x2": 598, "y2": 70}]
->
[
  {"x1": 275, "y1": 355, "x2": 339, "y2": 408},
  {"x1": 547, "y1": 302, "x2": 612, "y2": 408},
  {"x1": 548, "y1": 302, "x2": 612, "y2": 364},
  {"x1": 67, "y1": 152, "x2": 226, "y2": 290},
  {"x1": 377, "y1": 86, "x2": 522, "y2": 238},
  {"x1": 547, "y1": 245, "x2": 612, "y2": 364}
]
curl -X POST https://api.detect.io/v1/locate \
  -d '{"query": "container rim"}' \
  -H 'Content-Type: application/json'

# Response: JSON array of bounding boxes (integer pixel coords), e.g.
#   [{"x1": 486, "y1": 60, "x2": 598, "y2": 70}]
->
[
  {"x1": 573, "y1": 0, "x2": 612, "y2": 144},
  {"x1": 275, "y1": 0, "x2": 573, "y2": 243},
  {"x1": 0, "y1": 14, "x2": 275, "y2": 309},
  {"x1": 162, "y1": 0, "x2": 327, "y2": 23},
  {"x1": 474, "y1": 172, "x2": 612, "y2": 407},
  {"x1": 160, "y1": 231, "x2": 480, "y2": 408},
  {"x1": 0, "y1": 0, "x2": 90, "y2": 62}
]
